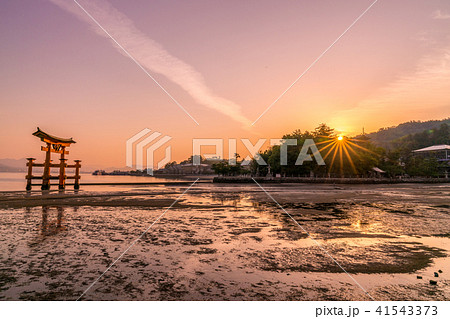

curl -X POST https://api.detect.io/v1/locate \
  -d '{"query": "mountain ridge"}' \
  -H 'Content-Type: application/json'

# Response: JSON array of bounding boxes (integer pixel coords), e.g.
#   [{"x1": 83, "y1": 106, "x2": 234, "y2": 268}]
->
[{"x1": 366, "y1": 118, "x2": 450, "y2": 148}]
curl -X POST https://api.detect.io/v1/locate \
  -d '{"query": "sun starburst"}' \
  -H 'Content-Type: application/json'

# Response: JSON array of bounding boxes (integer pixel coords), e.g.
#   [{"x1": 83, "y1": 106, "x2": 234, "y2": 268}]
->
[{"x1": 316, "y1": 135, "x2": 374, "y2": 175}]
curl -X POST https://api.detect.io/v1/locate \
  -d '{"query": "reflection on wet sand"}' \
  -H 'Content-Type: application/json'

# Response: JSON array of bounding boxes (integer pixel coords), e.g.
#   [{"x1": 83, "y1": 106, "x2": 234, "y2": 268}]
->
[
  {"x1": 27, "y1": 206, "x2": 67, "y2": 248},
  {"x1": 0, "y1": 183, "x2": 449, "y2": 301},
  {"x1": 40, "y1": 206, "x2": 65, "y2": 236}
]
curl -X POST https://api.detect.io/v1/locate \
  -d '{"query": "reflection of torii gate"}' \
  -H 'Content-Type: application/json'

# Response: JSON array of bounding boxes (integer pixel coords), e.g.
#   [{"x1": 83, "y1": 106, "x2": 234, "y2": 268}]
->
[{"x1": 26, "y1": 128, "x2": 81, "y2": 190}]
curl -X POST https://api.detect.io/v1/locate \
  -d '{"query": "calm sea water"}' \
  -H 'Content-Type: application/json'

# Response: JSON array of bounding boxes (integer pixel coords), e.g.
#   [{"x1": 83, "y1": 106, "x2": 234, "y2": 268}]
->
[{"x1": 0, "y1": 172, "x2": 185, "y2": 192}]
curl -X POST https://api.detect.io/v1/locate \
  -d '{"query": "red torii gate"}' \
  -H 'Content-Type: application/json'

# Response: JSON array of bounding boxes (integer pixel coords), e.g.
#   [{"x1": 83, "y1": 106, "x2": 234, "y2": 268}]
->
[{"x1": 26, "y1": 128, "x2": 81, "y2": 190}]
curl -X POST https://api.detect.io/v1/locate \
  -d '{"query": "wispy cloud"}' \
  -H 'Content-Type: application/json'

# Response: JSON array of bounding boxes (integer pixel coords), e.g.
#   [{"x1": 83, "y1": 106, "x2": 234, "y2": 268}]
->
[
  {"x1": 432, "y1": 10, "x2": 450, "y2": 20},
  {"x1": 331, "y1": 46, "x2": 450, "y2": 129},
  {"x1": 48, "y1": 0, "x2": 250, "y2": 126}
]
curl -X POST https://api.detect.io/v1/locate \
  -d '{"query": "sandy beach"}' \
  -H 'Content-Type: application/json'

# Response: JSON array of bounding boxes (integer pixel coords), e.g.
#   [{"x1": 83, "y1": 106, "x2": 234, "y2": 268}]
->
[{"x1": 0, "y1": 182, "x2": 449, "y2": 300}]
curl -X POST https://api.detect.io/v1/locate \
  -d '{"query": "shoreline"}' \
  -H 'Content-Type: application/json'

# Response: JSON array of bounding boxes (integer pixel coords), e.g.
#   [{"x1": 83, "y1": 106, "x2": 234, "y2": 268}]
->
[
  {"x1": 214, "y1": 176, "x2": 450, "y2": 184},
  {"x1": 1, "y1": 183, "x2": 449, "y2": 209}
]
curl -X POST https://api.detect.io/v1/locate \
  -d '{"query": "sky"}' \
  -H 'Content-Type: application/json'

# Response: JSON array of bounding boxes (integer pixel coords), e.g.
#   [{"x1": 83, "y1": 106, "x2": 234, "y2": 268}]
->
[{"x1": 1, "y1": 0, "x2": 450, "y2": 168}]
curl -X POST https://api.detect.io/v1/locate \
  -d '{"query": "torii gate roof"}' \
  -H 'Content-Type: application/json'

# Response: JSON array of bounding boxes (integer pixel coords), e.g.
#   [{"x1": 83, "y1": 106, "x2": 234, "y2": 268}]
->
[{"x1": 32, "y1": 127, "x2": 76, "y2": 145}]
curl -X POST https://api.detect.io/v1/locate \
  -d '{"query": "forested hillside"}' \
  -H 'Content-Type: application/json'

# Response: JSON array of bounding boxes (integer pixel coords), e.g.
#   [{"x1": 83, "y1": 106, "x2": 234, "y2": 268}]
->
[{"x1": 367, "y1": 118, "x2": 450, "y2": 148}]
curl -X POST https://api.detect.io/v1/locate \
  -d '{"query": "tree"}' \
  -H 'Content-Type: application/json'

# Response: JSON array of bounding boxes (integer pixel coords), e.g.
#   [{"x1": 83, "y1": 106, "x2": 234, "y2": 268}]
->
[
  {"x1": 211, "y1": 162, "x2": 229, "y2": 176},
  {"x1": 251, "y1": 124, "x2": 384, "y2": 177},
  {"x1": 164, "y1": 161, "x2": 177, "y2": 169},
  {"x1": 406, "y1": 157, "x2": 439, "y2": 177}
]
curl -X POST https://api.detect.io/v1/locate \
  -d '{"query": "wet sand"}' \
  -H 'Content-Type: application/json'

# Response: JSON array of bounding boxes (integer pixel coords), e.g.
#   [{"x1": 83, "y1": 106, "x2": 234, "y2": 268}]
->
[{"x1": 0, "y1": 183, "x2": 449, "y2": 300}]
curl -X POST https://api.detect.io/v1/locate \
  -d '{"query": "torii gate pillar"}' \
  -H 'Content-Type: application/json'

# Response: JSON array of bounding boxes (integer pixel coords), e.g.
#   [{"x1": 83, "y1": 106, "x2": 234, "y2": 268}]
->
[{"x1": 26, "y1": 128, "x2": 81, "y2": 190}]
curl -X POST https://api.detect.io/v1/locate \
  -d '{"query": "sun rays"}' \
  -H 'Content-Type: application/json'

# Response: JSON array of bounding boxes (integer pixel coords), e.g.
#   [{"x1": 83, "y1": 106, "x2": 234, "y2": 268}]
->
[{"x1": 316, "y1": 135, "x2": 374, "y2": 175}]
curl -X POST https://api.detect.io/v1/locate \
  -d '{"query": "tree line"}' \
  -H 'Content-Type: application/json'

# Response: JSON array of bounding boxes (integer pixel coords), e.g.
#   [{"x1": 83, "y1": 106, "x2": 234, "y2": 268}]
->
[{"x1": 211, "y1": 123, "x2": 449, "y2": 178}]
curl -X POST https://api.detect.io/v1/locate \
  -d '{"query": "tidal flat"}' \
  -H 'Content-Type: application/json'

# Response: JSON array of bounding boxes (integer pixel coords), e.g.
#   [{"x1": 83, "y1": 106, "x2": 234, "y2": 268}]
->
[{"x1": 0, "y1": 183, "x2": 449, "y2": 300}]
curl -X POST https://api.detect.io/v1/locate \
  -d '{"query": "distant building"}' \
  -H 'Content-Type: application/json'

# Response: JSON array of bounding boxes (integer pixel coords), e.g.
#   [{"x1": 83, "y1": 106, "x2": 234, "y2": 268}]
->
[
  {"x1": 371, "y1": 167, "x2": 386, "y2": 178},
  {"x1": 412, "y1": 144, "x2": 450, "y2": 178},
  {"x1": 413, "y1": 144, "x2": 450, "y2": 161},
  {"x1": 204, "y1": 156, "x2": 223, "y2": 164},
  {"x1": 157, "y1": 163, "x2": 213, "y2": 175}
]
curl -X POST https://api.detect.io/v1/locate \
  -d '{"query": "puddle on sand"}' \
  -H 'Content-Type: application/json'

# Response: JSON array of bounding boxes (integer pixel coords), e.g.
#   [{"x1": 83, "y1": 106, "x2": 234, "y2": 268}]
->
[{"x1": 0, "y1": 185, "x2": 449, "y2": 300}]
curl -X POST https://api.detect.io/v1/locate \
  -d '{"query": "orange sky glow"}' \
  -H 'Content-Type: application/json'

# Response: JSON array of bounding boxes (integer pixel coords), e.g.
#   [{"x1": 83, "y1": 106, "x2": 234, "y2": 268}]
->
[{"x1": 1, "y1": 0, "x2": 450, "y2": 168}]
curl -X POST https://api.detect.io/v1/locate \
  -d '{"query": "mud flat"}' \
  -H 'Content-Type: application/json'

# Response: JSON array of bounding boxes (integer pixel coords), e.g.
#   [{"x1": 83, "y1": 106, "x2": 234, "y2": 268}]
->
[{"x1": 0, "y1": 183, "x2": 449, "y2": 300}]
